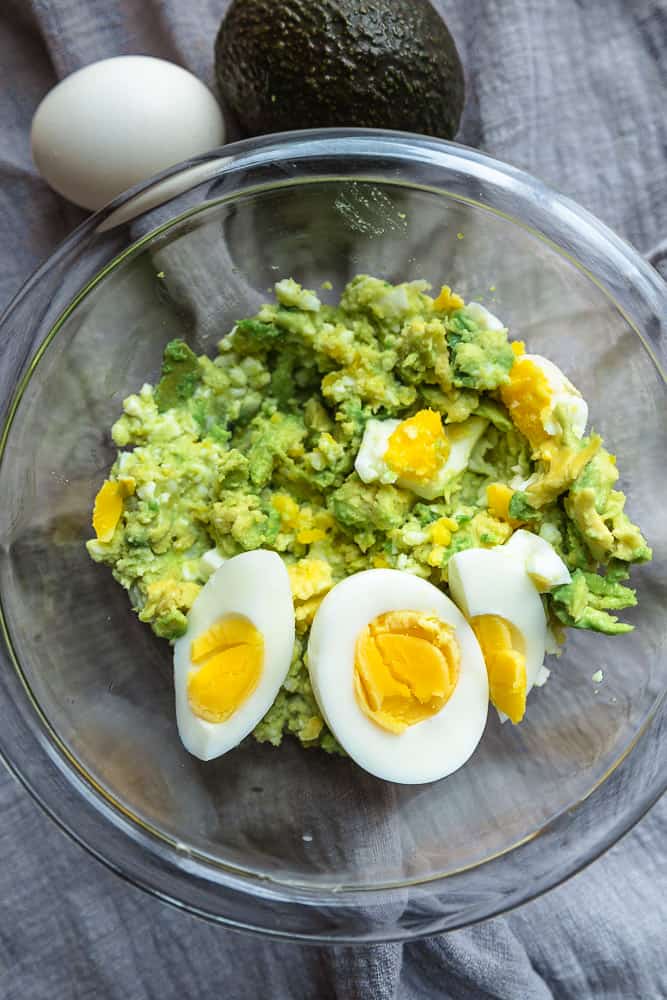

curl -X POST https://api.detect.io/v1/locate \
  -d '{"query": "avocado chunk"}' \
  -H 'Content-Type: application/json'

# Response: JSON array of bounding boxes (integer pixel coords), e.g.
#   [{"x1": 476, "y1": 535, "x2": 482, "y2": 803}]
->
[
  {"x1": 154, "y1": 339, "x2": 201, "y2": 413},
  {"x1": 550, "y1": 569, "x2": 637, "y2": 635},
  {"x1": 215, "y1": 0, "x2": 465, "y2": 140}
]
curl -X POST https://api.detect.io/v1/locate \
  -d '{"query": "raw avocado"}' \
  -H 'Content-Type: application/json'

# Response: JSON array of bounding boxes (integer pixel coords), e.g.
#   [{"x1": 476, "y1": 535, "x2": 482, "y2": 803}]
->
[{"x1": 215, "y1": 0, "x2": 465, "y2": 139}]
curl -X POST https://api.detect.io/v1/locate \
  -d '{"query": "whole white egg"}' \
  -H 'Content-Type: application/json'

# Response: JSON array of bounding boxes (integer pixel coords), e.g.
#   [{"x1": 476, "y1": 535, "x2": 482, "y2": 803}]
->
[
  {"x1": 31, "y1": 56, "x2": 225, "y2": 211},
  {"x1": 173, "y1": 550, "x2": 294, "y2": 761},
  {"x1": 307, "y1": 569, "x2": 489, "y2": 784}
]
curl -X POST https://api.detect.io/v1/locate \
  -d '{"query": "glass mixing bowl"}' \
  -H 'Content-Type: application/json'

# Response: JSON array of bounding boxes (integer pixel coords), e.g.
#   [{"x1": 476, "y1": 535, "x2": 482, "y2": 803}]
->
[{"x1": 0, "y1": 130, "x2": 664, "y2": 943}]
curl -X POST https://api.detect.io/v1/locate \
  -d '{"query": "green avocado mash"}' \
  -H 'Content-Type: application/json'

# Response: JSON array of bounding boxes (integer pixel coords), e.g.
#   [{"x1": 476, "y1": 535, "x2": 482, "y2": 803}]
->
[{"x1": 87, "y1": 275, "x2": 651, "y2": 752}]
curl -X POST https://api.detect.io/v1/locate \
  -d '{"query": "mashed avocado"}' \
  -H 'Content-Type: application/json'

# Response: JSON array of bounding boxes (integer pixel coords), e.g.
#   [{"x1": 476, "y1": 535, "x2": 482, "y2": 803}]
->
[{"x1": 87, "y1": 276, "x2": 651, "y2": 751}]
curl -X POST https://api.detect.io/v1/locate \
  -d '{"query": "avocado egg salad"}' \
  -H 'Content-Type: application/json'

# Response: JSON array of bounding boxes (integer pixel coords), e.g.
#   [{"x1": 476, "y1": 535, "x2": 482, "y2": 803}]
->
[{"x1": 87, "y1": 276, "x2": 651, "y2": 784}]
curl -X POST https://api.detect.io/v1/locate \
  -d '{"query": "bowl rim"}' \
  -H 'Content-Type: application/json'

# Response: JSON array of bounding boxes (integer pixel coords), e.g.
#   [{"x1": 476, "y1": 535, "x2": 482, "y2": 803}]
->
[{"x1": 0, "y1": 127, "x2": 665, "y2": 943}]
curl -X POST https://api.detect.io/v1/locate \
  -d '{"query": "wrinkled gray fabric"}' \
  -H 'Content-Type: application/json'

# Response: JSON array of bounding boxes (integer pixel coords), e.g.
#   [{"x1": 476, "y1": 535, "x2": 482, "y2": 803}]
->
[{"x1": 1, "y1": 1, "x2": 666, "y2": 997}]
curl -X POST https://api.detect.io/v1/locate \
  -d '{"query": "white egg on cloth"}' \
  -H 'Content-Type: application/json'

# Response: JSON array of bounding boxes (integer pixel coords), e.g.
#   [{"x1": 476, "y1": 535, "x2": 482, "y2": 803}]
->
[
  {"x1": 448, "y1": 532, "x2": 570, "y2": 724},
  {"x1": 354, "y1": 408, "x2": 488, "y2": 500},
  {"x1": 31, "y1": 56, "x2": 225, "y2": 211},
  {"x1": 173, "y1": 550, "x2": 294, "y2": 761},
  {"x1": 307, "y1": 569, "x2": 488, "y2": 784}
]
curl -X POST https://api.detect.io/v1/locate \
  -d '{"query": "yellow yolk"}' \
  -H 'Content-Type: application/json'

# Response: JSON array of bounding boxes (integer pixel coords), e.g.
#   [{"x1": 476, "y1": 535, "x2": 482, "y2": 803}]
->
[
  {"x1": 187, "y1": 614, "x2": 264, "y2": 723},
  {"x1": 470, "y1": 615, "x2": 527, "y2": 724},
  {"x1": 296, "y1": 527, "x2": 327, "y2": 545},
  {"x1": 288, "y1": 558, "x2": 333, "y2": 634},
  {"x1": 429, "y1": 516, "x2": 459, "y2": 546},
  {"x1": 486, "y1": 483, "x2": 524, "y2": 528},
  {"x1": 433, "y1": 285, "x2": 464, "y2": 313},
  {"x1": 287, "y1": 558, "x2": 332, "y2": 602},
  {"x1": 354, "y1": 610, "x2": 460, "y2": 734},
  {"x1": 92, "y1": 477, "x2": 135, "y2": 542},
  {"x1": 272, "y1": 495, "x2": 333, "y2": 545},
  {"x1": 384, "y1": 409, "x2": 450, "y2": 482},
  {"x1": 511, "y1": 341, "x2": 526, "y2": 357},
  {"x1": 271, "y1": 493, "x2": 300, "y2": 530},
  {"x1": 500, "y1": 357, "x2": 553, "y2": 447}
]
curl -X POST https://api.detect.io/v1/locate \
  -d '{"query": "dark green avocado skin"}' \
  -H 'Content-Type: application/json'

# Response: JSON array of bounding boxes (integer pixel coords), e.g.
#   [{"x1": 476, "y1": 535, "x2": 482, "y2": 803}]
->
[{"x1": 215, "y1": 0, "x2": 465, "y2": 140}]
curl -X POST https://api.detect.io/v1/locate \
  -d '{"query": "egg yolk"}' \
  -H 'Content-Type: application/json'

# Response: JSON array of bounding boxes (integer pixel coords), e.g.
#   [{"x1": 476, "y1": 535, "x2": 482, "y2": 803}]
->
[
  {"x1": 187, "y1": 615, "x2": 264, "y2": 724},
  {"x1": 433, "y1": 285, "x2": 464, "y2": 313},
  {"x1": 384, "y1": 409, "x2": 450, "y2": 482},
  {"x1": 470, "y1": 614, "x2": 527, "y2": 724},
  {"x1": 354, "y1": 610, "x2": 460, "y2": 734},
  {"x1": 92, "y1": 477, "x2": 135, "y2": 542},
  {"x1": 486, "y1": 483, "x2": 524, "y2": 528},
  {"x1": 500, "y1": 357, "x2": 553, "y2": 447}
]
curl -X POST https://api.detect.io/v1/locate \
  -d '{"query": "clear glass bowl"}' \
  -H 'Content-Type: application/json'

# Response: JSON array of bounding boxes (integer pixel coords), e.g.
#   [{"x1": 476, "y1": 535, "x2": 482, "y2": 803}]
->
[{"x1": 0, "y1": 130, "x2": 664, "y2": 943}]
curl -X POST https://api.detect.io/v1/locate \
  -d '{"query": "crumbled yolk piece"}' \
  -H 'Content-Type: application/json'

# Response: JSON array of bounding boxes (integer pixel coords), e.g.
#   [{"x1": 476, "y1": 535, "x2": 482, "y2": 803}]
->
[
  {"x1": 92, "y1": 477, "x2": 135, "y2": 542},
  {"x1": 296, "y1": 527, "x2": 327, "y2": 545},
  {"x1": 187, "y1": 614, "x2": 263, "y2": 723},
  {"x1": 272, "y1": 493, "x2": 300, "y2": 531},
  {"x1": 486, "y1": 483, "x2": 523, "y2": 528},
  {"x1": 511, "y1": 341, "x2": 526, "y2": 356},
  {"x1": 273, "y1": 496, "x2": 333, "y2": 545},
  {"x1": 372, "y1": 555, "x2": 390, "y2": 569},
  {"x1": 430, "y1": 516, "x2": 459, "y2": 546},
  {"x1": 471, "y1": 614, "x2": 527, "y2": 724},
  {"x1": 384, "y1": 409, "x2": 450, "y2": 482},
  {"x1": 433, "y1": 285, "x2": 464, "y2": 313},
  {"x1": 294, "y1": 594, "x2": 326, "y2": 634},
  {"x1": 427, "y1": 545, "x2": 445, "y2": 567},
  {"x1": 288, "y1": 558, "x2": 333, "y2": 633},
  {"x1": 354, "y1": 610, "x2": 460, "y2": 734},
  {"x1": 500, "y1": 357, "x2": 553, "y2": 447},
  {"x1": 288, "y1": 558, "x2": 332, "y2": 602}
]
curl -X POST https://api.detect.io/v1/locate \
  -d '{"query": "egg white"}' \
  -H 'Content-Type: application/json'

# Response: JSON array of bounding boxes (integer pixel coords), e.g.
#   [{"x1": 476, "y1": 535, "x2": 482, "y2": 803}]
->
[
  {"x1": 173, "y1": 550, "x2": 295, "y2": 761},
  {"x1": 464, "y1": 302, "x2": 505, "y2": 331},
  {"x1": 307, "y1": 570, "x2": 488, "y2": 784},
  {"x1": 504, "y1": 529, "x2": 571, "y2": 591}
]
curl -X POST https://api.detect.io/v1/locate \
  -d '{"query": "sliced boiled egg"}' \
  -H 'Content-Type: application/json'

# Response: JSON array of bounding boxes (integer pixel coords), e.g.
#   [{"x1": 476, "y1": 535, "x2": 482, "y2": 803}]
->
[
  {"x1": 448, "y1": 547, "x2": 547, "y2": 724},
  {"x1": 173, "y1": 550, "x2": 295, "y2": 760},
  {"x1": 307, "y1": 569, "x2": 488, "y2": 784},
  {"x1": 500, "y1": 352, "x2": 588, "y2": 447},
  {"x1": 354, "y1": 409, "x2": 488, "y2": 500}
]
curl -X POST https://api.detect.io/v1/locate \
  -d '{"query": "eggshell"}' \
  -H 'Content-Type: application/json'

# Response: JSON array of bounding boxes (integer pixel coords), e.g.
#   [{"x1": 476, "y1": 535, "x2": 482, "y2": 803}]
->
[{"x1": 31, "y1": 56, "x2": 225, "y2": 210}]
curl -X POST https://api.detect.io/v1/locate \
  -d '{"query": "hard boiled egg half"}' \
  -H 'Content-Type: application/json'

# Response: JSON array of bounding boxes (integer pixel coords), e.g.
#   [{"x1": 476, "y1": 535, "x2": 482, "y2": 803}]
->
[
  {"x1": 500, "y1": 350, "x2": 588, "y2": 447},
  {"x1": 173, "y1": 550, "x2": 294, "y2": 760},
  {"x1": 448, "y1": 531, "x2": 570, "y2": 724},
  {"x1": 307, "y1": 570, "x2": 489, "y2": 784},
  {"x1": 354, "y1": 408, "x2": 488, "y2": 500}
]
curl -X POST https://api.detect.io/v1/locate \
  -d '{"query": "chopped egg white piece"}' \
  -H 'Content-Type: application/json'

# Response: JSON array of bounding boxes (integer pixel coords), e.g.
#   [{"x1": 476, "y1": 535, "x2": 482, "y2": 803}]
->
[{"x1": 355, "y1": 410, "x2": 488, "y2": 500}]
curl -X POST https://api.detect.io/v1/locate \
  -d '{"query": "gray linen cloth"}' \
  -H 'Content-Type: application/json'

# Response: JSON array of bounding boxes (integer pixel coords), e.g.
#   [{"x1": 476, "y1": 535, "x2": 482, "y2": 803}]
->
[{"x1": 1, "y1": 1, "x2": 666, "y2": 997}]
